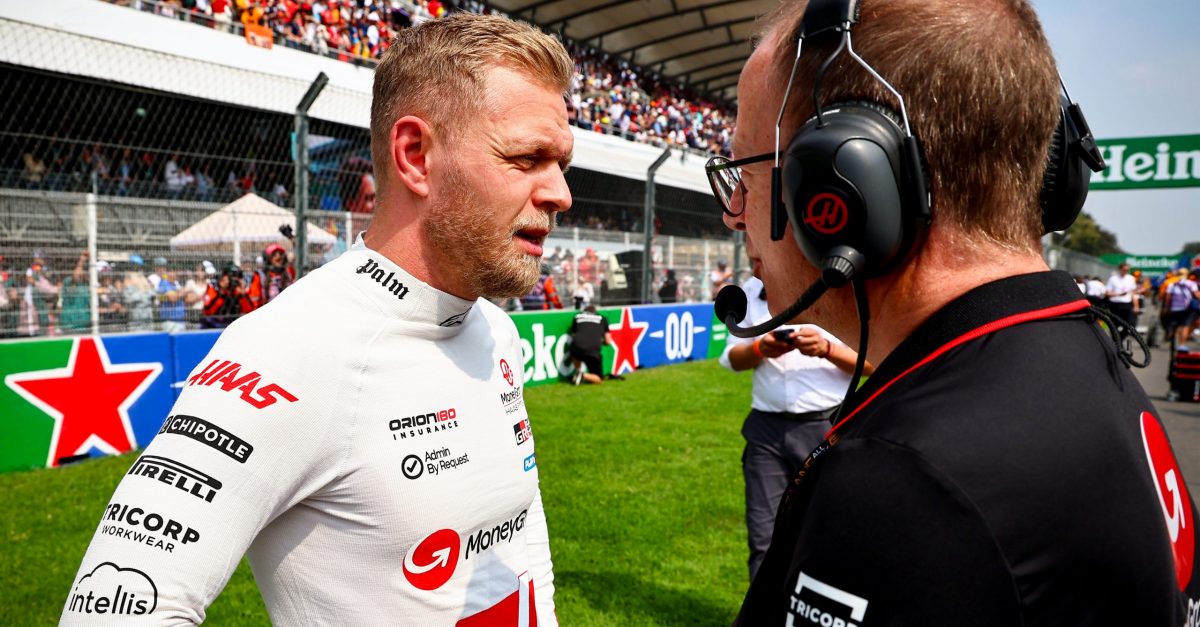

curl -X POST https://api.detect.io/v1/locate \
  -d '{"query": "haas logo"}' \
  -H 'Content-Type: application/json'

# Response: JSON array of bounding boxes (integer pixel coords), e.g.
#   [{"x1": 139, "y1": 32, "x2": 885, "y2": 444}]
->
[
  {"x1": 187, "y1": 359, "x2": 298, "y2": 409},
  {"x1": 1141, "y1": 412, "x2": 1194, "y2": 590},
  {"x1": 403, "y1": 529, "x2": 461, "y2": 591},
  {"x1": 804, "y1": 192, "x2": 849, "y2": 235}
]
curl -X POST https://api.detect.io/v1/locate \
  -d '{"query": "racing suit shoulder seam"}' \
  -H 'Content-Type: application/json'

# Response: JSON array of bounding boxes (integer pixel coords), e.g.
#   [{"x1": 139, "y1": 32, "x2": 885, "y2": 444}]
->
[{"x1": 331, "y1": 321, "x2": 389, "y2": 481}]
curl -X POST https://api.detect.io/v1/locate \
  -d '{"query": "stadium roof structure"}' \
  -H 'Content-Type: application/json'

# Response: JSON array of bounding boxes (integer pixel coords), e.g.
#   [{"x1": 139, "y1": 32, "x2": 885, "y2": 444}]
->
[{"x1": 489, "y1": 0, "x2": 775, "y2": 104}]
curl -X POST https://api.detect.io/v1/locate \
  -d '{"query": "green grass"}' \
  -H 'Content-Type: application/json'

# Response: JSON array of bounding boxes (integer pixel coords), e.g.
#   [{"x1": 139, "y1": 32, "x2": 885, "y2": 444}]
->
[{"x1": 1, "y1": 360, "x2": 753, "y2": 626}]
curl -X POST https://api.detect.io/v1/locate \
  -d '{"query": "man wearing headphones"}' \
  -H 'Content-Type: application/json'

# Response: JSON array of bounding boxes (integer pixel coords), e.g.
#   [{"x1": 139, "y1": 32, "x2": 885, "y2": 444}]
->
[
  {"x1": 717, "y1": 0, "x2": 1199, "y2": 624},
  {"x1": 63, "y1": 13, "x2": 570, "y2": 626}
]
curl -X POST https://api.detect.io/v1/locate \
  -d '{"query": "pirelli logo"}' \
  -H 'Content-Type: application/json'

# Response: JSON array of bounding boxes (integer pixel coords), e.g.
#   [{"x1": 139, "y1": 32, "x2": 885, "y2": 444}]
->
[{"x1": 128, "y1": 455, "x2": 222, "y2": 503}]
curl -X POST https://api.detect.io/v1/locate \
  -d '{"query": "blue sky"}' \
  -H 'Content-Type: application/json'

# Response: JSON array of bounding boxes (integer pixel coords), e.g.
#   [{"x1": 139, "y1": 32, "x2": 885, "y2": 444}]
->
[{"x1": 1035, "y1": 0, "x2": 1200, "y2": 254}]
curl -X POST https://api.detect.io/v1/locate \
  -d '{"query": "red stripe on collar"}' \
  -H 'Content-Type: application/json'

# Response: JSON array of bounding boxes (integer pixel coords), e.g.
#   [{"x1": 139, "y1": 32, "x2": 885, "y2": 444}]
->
[{"x1": 827, "y1": 299, "x2": 1092, "y2": 437}]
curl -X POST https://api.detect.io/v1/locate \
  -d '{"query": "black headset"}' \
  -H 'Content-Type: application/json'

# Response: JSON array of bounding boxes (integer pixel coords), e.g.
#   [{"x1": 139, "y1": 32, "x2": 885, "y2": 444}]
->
[{"x1": 774, "y1": 0, "x2": 1107, "y2": 280}]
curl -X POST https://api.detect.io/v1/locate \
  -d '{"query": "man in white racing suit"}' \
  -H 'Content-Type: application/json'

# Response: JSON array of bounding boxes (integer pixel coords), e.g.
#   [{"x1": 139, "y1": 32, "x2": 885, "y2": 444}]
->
[{"x1": 61, "y1": 13, "x2": 575, "y2": 626}]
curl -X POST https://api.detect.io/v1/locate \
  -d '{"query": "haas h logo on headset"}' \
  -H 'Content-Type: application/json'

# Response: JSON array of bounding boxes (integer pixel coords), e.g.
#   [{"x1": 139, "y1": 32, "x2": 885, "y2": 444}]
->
[
  {"x1": 804, "y1": 192, "x2": 850, "y2": 235},
  {"x1": 774, "y1": 0, "x2": 1106, "y2": 280}
]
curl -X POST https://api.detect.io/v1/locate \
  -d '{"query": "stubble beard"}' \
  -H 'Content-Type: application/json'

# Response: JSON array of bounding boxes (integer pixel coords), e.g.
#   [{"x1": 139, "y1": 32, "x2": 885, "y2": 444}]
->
[{"x1": 423, "y1": 165, "x2": 548, "y2": 299}]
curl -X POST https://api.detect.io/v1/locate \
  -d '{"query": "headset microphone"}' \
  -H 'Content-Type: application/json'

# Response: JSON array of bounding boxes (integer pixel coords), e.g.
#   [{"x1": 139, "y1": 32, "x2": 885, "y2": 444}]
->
[{"x1": 718, "y1": 246, "x2": 865, "y2": 339}]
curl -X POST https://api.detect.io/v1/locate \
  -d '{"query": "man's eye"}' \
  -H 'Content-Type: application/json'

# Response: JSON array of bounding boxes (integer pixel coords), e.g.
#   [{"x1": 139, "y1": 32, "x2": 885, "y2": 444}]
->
[{"x1": 513, "y1": 155, "x2": 538, "y2": 168}]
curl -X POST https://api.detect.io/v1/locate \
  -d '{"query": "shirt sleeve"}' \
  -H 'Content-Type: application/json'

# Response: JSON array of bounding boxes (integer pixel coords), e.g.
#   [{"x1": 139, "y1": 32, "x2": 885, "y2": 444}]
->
[
  {"x1": 718, "y1": 328, "x2": 753, "y2": 371},
  {"x1": 523, "y1": 488, "x2": 557, "y2": 626},
  {"x1": 739, "y1": 437, "x2": 1022, "y2": 626},
  {"x1": 59, "y1": 336, "x2": 349, "y2": 625}
]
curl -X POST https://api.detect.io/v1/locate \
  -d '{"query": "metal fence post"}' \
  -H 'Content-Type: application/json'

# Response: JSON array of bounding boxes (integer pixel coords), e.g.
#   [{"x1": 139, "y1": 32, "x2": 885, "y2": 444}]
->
[
  {"x1": 293, "y1": 72, "x2": 329, "y2": 278},
  {"x1": 643, "y1": 148, "x2": 671, "y2": 303},
  {"x1": 86, "y1": 192, "x2": 98, "y2": 335}
]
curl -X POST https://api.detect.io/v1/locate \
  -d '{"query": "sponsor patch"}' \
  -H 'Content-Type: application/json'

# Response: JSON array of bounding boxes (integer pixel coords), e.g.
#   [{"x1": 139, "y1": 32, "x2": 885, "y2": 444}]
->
[
  {"x1": 500, "y1": 386, "x2": 523, "y2": 415},
  {"x1": 440, "y1": 311, "x2": 470, "y2": 327},
  {"x1": 403, "y1": 528, "x2": 460, "y2": 591},
  {"x1": 158, "y1": 414, "x2": 253, "y2": 463},
  {"x1": 355, "y1": 258, "x2": 410, "y2": 300},
  {"x1": 66, "y1": 562, "x2": 158, "y2": 617},
  {"x1": 523, "y1": 453, "x2": 537, "y2": 472},
  {"x1": 402, "y1": 511, "x2": 530, "y2": 594},
  {"x1": 127, "y1": 454, "x2": 222, "y2": 503},
  {"x1": 513, "y1": 419, "x2": 532, "y2": 446},
  {"x1": 500, "y1": 359, "x2": 514, "y2": 387},
  {"x1": 788, "y1": 572, "x2": 868, "y2": 627},
  {"x1": 1141, "y1": 411, "x2": 1195, "y2": 590},
  {"x1": 100, "y1": 503, "x2": 200, "y2": 553},
  {"x1": 389, "y1": 407, "x2": 459, "y2": 440},
  {"x1": 186, "y1": 359, "x2": 298, "y2": 409},
  {"x1": 465, "y1": 510, "x2": 528, "y2": 560}
]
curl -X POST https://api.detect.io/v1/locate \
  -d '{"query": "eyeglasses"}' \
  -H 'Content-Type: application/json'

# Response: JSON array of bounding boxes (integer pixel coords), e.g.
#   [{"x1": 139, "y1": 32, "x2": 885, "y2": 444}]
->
[{"x1": 705, "y1": 152, "x2": 775, "y2": 217}]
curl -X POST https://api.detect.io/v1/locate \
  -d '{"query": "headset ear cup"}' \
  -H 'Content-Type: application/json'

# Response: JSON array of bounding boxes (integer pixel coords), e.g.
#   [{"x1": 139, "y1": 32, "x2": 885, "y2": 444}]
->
[
  {"x1": 1040, "y1": 95, "x2": 1089, "y2": 233},
  {"x1": 783, "y1": 101, "x2": 927, "y2": 278}
]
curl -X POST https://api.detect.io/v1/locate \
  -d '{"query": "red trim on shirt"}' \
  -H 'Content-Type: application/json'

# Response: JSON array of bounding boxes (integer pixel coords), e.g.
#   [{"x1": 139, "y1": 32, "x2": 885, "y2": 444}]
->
[{"x1": 827, "y1": 299, "x2": 1092, "y2": 437}]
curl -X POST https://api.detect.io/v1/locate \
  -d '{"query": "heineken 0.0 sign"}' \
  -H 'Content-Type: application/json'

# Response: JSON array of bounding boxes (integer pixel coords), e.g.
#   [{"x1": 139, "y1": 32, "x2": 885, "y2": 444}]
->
[{"x1": 1091, "y1": 134, "x2": 1200, "y2": 190}]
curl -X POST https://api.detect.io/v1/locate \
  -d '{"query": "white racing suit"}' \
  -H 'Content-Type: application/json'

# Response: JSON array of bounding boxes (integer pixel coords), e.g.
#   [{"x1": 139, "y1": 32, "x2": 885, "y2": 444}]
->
[{"x1": 61, "y1": 238, "x2": 556, "y2": 626}]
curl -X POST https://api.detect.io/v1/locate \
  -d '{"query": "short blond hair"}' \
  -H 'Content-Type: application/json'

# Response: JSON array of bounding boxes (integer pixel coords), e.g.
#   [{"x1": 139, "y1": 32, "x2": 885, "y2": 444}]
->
[{"x1": 370, "y1": 13, "x2": 573, "y2": 175}]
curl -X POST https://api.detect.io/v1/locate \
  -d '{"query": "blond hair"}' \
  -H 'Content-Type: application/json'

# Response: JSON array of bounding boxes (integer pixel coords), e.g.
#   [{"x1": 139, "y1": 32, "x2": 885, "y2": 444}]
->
[
  {"x1": 370, "y1": 13, "x2": 573, "y2": 178},
  {"x1": 760, "y1": 0, "x2": 1060, "y2": 251}
]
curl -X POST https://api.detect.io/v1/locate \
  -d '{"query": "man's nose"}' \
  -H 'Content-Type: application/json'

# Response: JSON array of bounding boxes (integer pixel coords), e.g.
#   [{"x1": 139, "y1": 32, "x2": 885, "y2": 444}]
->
[{"x1": 723, "y1": 187, "x2": 746, "y2": 232}]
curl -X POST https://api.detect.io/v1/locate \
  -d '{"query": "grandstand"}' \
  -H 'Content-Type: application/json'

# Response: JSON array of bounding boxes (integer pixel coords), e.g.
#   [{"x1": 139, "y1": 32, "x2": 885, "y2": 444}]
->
[
  {"x1": 0, "y1": 0, "x2": 750, "y2": 337},
  {"x1": 0, "y1": 0, "x2": 1107, "y2": 338}
]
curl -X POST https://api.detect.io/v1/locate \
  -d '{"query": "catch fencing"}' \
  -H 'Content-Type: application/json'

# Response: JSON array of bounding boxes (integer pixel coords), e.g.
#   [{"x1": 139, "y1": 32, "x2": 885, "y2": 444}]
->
[{"x1": 0, "y1": 187, "x2": 735, "y2": 338}]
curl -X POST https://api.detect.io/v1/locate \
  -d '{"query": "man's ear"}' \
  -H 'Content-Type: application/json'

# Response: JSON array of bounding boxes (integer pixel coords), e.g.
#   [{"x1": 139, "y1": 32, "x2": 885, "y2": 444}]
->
[{"x1": 390, "y1": 116, "x2": 434, "y2": 198}]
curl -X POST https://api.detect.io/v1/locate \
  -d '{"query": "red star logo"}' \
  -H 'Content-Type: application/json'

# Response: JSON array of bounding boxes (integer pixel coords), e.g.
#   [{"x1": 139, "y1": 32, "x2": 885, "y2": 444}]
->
[
  {"x1": 6, "y1": 338, "x2": 161, "y2": 467},
  {"x1": 608, "y1": 307, "x2": 648, "y2": 376}
]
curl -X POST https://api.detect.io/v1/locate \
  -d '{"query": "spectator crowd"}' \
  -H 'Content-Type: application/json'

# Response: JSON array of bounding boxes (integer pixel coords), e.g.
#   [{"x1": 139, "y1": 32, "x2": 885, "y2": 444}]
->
[
  {"x1": 106, "y1": 0, "x2": 735, "y2": 157},
  {"x1": 0, "y1": 245, "x2": 297, "y2": 339}
]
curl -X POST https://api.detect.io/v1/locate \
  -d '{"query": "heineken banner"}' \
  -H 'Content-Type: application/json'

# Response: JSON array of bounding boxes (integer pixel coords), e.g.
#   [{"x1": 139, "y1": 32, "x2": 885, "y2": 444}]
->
[
  {"x1": 1, "y1": 304, "x2": 730, "y2": 473},
  {"x1": 1099, "y1": 254, "x2": 1189, "y2": 275},
  {"x1": 1091, "y1": 134, "x2": 1200, "y2": 190},
  {"x1": 509, "y1": 303, "x2": 724, "y2": 387}
]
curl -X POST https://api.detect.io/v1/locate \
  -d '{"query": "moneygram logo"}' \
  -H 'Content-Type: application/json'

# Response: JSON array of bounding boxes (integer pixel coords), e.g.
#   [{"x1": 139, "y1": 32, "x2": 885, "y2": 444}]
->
[
  {"x1": 500, "y1": 359, "x2": 514, "y2": 386},
  {"x1": 500, "y1": 386, "x2": 524, "y2": 415},
  {"x1": 128, "y1": 455, "x2": 222, "y2": 503},
  {"x1": 465, "y1": 510, "x2": 528, "y2": 560},
  {"x1": 186, "y1": 359, "x2": 298, "y2": 409},
  {"x1": 66, "y1": 562, "x2": 158, "y2": 616},
  {"x1": 100, "y1": 502, "x2": 200, "y2": 553},
  {"x1": 403, "y1": 529, "x2": 461, "y2": 591},
  {"x1": 403, "y1": 511, "x2": 530, "y2": 593}
]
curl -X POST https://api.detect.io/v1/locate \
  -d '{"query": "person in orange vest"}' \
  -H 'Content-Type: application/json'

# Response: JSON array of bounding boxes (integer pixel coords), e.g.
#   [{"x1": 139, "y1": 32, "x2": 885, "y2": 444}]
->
[
  {"x1": 202, "y1": 263, "x2": 254, "y2": 328},
  {"x1": 248, "y1": 243, "x2": 296, "y2": 310},
  {"x1": 519, "y1": 263, "x2": 563, "y2": 310}
]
